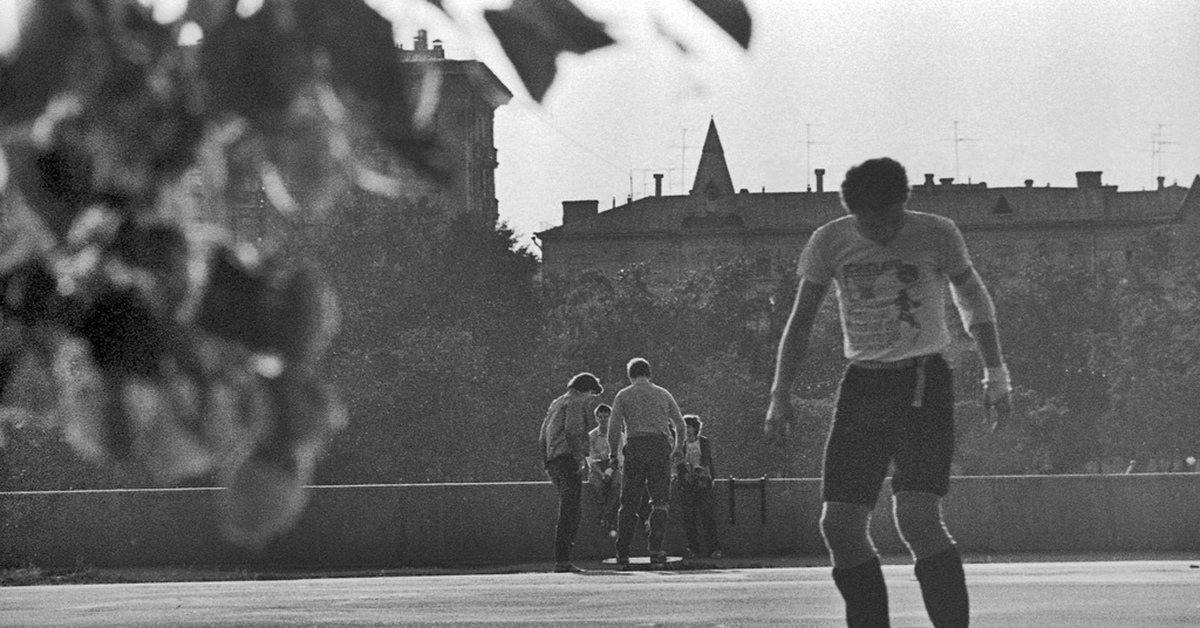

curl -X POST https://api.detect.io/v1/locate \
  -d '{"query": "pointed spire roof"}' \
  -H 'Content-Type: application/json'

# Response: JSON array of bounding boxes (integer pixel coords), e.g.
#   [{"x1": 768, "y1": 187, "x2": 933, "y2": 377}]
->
[{"x1": 690, "y1": 118, "x2": 735, "y2": 199}]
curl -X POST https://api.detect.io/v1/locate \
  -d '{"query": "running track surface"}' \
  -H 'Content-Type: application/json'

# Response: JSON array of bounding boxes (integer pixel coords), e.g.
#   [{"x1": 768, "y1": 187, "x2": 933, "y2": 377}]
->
[{"x1": 2, "y1": 561, "x2": 1198, "y2": 627}]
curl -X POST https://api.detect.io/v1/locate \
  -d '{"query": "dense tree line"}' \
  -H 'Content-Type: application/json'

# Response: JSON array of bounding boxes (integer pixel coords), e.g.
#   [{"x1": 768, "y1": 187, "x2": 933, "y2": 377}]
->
[{"x1": 10, "y1": 210, "x2": 1199, "y2": 488}]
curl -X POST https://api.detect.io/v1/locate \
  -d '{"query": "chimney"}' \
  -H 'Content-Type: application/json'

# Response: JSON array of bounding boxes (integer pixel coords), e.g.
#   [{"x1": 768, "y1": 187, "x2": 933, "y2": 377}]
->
[
  {"x1": 924, "y1": 173, "x2": 935, "y2": 192},
  {"x1": 562, "y1": 200, "x2": 599, "y2": 224},
  {"x1": 1024, "y1": 179, "x2": 1034, "y2": 188},
  {"x1": 939, "y1": 177, "x2": 955, "y2": 186},
  {"x1": 1157, "y1": 176, "x2": 1166, "y2": 190},
  {"x1": 1075, "y1": 171, "x2": 1103, "y2": 188},
  {"x1": 815, "y1": 169, "x2": 826, "y2": 193},
  {"x1": 653, "y1": 173, "x2": 664, "y2": 197},
  {"x1": 414, "y1": 29, "x2": 428, "y2": 51}
]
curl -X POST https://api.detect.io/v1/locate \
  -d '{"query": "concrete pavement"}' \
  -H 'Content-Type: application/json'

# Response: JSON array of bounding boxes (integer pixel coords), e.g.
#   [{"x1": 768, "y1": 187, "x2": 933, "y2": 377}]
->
[{"x1": 3, "y1": 560, "x2": 1199, "y2": 627}]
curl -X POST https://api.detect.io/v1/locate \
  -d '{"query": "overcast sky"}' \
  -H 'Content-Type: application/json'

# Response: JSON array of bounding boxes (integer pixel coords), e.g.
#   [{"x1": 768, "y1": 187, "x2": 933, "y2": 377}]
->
[{"x1": 408, "y1": 0, "x2": 1200, "y2": 251}]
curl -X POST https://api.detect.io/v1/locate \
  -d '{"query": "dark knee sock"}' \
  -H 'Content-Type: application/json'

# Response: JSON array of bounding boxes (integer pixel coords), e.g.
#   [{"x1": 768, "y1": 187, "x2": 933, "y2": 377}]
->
[
  {"x1": 914, "y1": 545, "x2": 969, "y2": 628},
  {"x1": 831, "y1": 556, "x2": 890, "y2": 628}
]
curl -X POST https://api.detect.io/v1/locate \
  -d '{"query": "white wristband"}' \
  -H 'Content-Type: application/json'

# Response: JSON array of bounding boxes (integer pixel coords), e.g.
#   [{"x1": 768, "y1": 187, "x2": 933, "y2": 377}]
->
[{"x1": 983, "y1": 365, "x2": 1011, "y2": 388}]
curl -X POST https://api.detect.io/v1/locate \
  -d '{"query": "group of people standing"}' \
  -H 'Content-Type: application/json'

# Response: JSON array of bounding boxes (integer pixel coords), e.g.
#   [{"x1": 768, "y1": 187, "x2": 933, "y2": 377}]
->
[
  {"x1": 540, "y1": 157, "x2": 1012, "y2": 627},
  {"x1": 538, "y1": 357, "x2": 722, "y2": 573}
]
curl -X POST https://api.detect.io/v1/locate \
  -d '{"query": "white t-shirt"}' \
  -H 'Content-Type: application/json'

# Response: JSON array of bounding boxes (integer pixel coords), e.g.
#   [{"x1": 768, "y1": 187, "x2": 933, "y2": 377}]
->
[
  {"x1": 797, "y1": 211, "x2": 973, "y2": 362},
  {"x1": 589, "y1": 427, "x2": 625, "y2": 466}
]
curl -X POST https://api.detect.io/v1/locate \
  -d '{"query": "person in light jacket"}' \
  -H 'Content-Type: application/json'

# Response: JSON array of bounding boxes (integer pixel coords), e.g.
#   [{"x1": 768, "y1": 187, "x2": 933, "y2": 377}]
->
[
  {"x1": 676, "y1": 414, "x2": 723, "y2": 559},
  {"x1": 539, "y1": 372, "x2": 604, "y2": 573}
]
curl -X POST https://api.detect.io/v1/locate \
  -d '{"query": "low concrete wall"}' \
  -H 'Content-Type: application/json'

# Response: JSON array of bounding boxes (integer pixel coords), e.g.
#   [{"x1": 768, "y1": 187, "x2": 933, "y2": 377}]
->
[{"x1": 2, "y1": 474, "x2": 1197, "y2": 569}]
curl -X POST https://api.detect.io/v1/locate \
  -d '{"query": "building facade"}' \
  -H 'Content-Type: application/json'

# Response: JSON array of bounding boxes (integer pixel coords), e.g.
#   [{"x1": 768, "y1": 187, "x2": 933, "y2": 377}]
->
[
  {"x1": 537, "y1": 120, "x2": 1200, "y2": 287},
  {"x1": 208, "y1": 30, "x2": 511, "y2": 249}
]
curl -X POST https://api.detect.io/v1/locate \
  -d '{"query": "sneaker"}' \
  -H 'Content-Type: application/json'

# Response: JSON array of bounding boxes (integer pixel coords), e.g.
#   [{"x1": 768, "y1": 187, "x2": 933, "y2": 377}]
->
[
  {"x1": 614, "y1": 556, "x2": 631, "y2": 570},
  {"x1": 649, "y1": 551, "x2": 668, "y2": 569},
  {"x1": 554, "y1": 562, "x2": 584, "y2": 573},
  {"x1": 710, "y1": 550, "x2": 725, "y2": 559}
]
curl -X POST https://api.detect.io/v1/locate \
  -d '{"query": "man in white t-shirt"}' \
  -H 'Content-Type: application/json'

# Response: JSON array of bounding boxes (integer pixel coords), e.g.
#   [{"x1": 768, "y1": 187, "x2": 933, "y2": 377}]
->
[
  {"x1": 586, "y1": 404, "x2": 622, "y2": 531},
  {"x1": 765, "y1": 157, "x2": 1013, "y2": 627}
]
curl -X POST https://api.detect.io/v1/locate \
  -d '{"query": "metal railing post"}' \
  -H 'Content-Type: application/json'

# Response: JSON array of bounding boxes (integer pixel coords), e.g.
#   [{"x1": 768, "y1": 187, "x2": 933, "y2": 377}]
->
[{"x1": 727, "y1": 476, "x2": 768, "y2": 525}]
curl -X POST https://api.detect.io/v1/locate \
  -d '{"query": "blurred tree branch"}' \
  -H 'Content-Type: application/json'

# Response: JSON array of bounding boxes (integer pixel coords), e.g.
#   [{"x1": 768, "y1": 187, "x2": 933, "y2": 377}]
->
[{"x1": 0, "y1": 0, "x2": 752, "y2": 545}]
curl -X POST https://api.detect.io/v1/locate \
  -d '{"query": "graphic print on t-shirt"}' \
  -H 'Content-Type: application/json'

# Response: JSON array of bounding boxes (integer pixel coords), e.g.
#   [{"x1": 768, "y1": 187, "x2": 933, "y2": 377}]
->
[
  {"x1": 893, "y1": 263, "x2": 922, "y2": 329},
  {"x1": 841, "y1": 259, "x2": 925, "y2": 350}
]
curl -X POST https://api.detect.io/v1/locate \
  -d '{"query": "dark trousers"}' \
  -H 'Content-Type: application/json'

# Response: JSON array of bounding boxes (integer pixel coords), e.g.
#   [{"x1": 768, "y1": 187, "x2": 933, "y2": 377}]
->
[
  {"x1": 615, "y1": 435, "x2": 672, "y2": 557},
  {"x1": 546, "y1": 456, "x2": 583, "y2": 564},
  {"x1": 679, "y1": 481, "x2": 721, "y2": 555},
  {"x1": 822, "y1": 355, "x2": 955, "y2": 505}
]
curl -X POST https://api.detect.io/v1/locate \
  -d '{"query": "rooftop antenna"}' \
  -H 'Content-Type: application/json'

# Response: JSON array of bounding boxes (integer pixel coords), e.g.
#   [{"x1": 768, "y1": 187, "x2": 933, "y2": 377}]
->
[
  {"x1": 661, "y1": 167, "x2": 681, "y2": 195},
  {"x1": 1149, "y1": 123, "x2": 1177, "y2": 182},
  {"x1": 635, "y1": 167, "x2": 680, "y2": 198},
  {"x1": 804, "y1": 123, "x2": 830, "y2": 191},
  {"x1": 939, "y1": 121, "x2": 978, "y2": 182},
  {"x1": 670, "y1": 127, "x2": 701, "y2": 194}
]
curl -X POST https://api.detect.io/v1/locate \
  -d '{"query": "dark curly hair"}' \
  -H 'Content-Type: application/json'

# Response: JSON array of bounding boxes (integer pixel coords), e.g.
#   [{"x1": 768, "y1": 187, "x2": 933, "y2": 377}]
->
[
  {"x1": 568, "y1": 372, "x2": 603, "y2": 395},
  {"x1": 627, "y1": 357, "x2": 651, "y2": 379},
  {"x1": 840, "y1": 157, "x2": 910, "y2": 214}
]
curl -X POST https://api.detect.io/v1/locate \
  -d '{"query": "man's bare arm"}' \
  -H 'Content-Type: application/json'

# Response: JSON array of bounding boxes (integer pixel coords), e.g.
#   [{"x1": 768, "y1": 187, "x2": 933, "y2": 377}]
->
[
  {"x1": 765, "y1": 279, "x2": 828, "y2": 439},
  {"x1": 950, "y1": 267, "x2": 1012, "y2": 429},
  {"x1": 950, "y1": 266, "x2": 1004, "y2": 366}
]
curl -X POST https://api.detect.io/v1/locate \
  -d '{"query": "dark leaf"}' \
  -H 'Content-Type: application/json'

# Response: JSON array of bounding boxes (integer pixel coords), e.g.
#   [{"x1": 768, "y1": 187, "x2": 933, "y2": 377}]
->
[
  {"x1": 270, "y1": 265, "x2": 338, "y2": 367},
  {"x1": 4, "y1": 142, "x2": 94, "y2": 239},
  {"x1": 123, "y1": 376, "x2": 214, "y2": 482},
  {"x1": 181, "y1": 0, "x2": 238, "y2": 33},
  {"x1": 79, "y1": 288, "x2": 168, "y2": 379},
  {"x1": 194, "y1": 244, "x2": 273, "y2": 352},
  {"x1": 194, "y1": 244, "x2": 335, "y2": 367},
  {"x1": 201, "y1": 0, "x2": 443, "y2": 202},
  {"x1": 109, "y1": 220, "x2": 191, "y2": 314},
  {"x1": 0, "y1": 258, "x2": 59, "y2": 327},
  {"x1": 0, "y1": 2, "x2": 89, "y2": 126},
  {"x1": 199, "y1": 2, "x2": 311, "y2": 132},
  {"x1": 0, "y1": 345, "x2": 18, "y2": 403},
  {"x1": 291, "y1": 0, "x2": 441, "y2": 175},
  {"x1": 262, "y1": 371, "x2": 345, "y2": 458},
  {"x1": 221, "y1": 445, "x2": 308, "y2": 548},
  {"x1": 103, "y1": 390, "x2": 137, "y2": 460},
  {"x1": 685, "y1": 0, "x2": 753, "y2": 49},
  {"x1": 258, "y1": 103, "x2": 352, "y2": 215},
  {"x1": 6, "y1": 1, "x2": 203, "y2": 235},
  {"x1": 110, "y1": 221, "x2": 188, "y2": 279},
  {"x1": 484, "y1": 0, "x2": 615, "y2": 101},
  {"x1": 652, "y1": 18, "x2": 691, "y2": 54}
]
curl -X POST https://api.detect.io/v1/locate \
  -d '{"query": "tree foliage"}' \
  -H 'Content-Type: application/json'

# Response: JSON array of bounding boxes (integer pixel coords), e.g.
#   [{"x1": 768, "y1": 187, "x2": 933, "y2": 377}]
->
[
  {"x1": 1090, "y1": 230, "x2": 1200, "y2": 470},
  {"x1": 982, "y1": 252, "x2": 1118, "y2": 472}
]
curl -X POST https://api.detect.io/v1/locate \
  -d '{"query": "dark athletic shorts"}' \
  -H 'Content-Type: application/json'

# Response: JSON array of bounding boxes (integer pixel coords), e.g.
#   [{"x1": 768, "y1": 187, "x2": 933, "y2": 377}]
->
[{"x1": 821, "y1": 354, "x2": 955, "y2": 505}]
